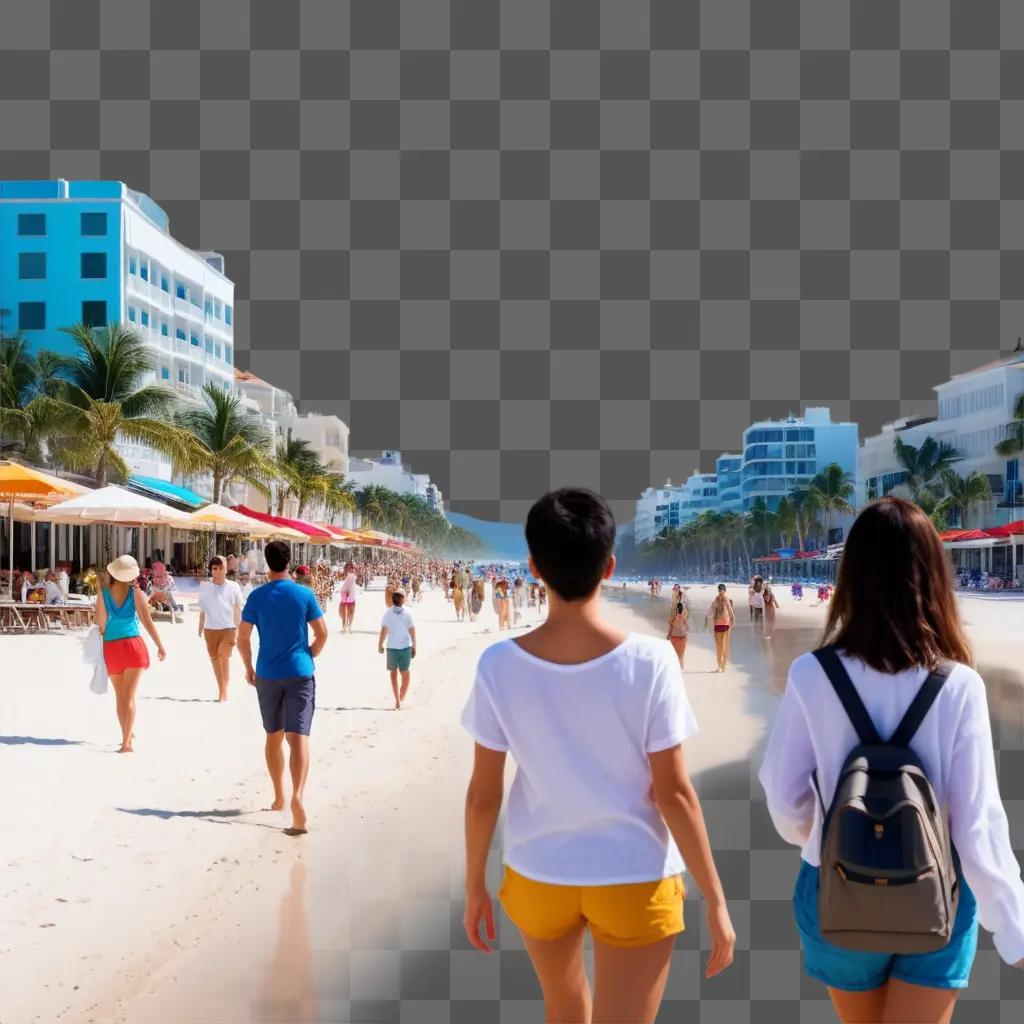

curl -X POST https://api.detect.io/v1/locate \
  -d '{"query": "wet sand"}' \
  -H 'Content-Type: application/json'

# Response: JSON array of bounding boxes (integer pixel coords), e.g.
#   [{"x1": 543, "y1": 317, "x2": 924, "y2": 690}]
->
[{"x1": 4, "y1": 581, "x2": 1021, "y2": 1023}]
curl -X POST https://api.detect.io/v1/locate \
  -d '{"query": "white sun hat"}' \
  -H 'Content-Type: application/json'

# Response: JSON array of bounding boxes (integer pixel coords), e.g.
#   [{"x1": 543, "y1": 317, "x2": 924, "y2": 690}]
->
[{"x1": 106, "y1": 554, "x2": 141, "y2": 582}]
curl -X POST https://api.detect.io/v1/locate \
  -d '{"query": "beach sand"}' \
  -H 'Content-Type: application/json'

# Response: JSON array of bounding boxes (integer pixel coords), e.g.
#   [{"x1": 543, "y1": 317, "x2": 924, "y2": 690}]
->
[{"x1": 2, "y1": 581, "x2": 1021, "y2": 1023}]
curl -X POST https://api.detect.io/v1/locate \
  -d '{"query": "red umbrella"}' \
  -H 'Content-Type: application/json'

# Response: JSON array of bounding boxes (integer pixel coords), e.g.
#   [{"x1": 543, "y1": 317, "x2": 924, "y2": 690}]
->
[
  {"x1": 984, "y1": 521, "x2": 1024, "y2": 537},
  {"x1": 232, "y1": 504, "x2": 333, "y2": 541}
]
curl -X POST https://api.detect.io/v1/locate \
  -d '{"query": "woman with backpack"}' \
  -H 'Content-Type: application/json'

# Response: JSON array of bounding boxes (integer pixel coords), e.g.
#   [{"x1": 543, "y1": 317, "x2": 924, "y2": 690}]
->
[{"x1": 760, "y1": 498, "x2": 1024, "y2": 1023}]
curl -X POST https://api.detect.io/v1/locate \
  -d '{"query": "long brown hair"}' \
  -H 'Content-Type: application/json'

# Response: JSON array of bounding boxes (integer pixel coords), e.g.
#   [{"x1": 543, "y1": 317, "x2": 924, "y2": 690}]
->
[{"x1": 820, "y1": 497, "x2": 972, "y2": 672}]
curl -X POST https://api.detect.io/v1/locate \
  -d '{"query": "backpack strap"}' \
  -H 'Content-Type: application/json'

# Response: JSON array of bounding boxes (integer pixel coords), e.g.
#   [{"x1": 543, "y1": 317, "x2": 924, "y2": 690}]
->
[
  {"x1": 888, "y1": 661, "x2": 954, "y2": 748},
  {"x1": 812, "y1": 646, "x2": 882, "y2": 746}
]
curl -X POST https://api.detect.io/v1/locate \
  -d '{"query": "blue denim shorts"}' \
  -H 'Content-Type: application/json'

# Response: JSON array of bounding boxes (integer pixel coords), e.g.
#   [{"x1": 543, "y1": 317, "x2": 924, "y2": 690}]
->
[{"x1": 793, "y1": 860, "x2": 978, "y2": 992}]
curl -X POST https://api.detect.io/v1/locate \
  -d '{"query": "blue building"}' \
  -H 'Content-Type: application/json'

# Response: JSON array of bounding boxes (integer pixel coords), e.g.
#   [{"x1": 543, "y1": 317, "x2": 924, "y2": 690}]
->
[
  {"x1": 740, "y1": 407, "x2": 858, "y2": 514},
  {"x1": 0, "y1": 179, "x2": 235, "y2": 476},
  {"x1": 715, "y1": 454, "x2": 742, "y2": 511}
]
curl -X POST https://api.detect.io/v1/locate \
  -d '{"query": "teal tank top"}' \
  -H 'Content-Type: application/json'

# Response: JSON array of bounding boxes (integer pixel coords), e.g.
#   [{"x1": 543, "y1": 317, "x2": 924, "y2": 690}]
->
[{"x1": 102, "y1": 587, "x2": 140, "y2": 642}]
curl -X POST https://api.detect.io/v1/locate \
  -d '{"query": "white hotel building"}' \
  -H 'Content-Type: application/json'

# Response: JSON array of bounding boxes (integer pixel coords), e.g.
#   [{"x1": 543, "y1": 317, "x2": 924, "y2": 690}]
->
[{"x1": 858, "y1": 352, "x2": 1024, "y2": 524}]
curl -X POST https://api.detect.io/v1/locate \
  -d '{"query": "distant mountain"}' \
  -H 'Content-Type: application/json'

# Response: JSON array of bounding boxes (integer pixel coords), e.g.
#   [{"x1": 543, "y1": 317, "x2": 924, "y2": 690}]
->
[{"x1": 447, "y1": 512, "x2": 528, "y2": 560}]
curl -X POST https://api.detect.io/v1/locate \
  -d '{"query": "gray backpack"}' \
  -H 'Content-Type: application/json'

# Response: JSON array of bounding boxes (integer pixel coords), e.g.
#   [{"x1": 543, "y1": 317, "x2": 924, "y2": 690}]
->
[{"x1": 812, "y1": 646, "x2": 958, "y2": 953}]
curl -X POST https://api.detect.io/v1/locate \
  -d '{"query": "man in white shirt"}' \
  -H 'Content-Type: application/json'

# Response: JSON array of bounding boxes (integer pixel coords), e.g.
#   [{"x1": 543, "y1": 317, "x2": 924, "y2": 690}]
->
[
  {"x1": 43, "y1": 572, "x2": 65, "y2": 605},
  {"x1": 197, "y1": 555, "x2": 245, "y2": 702},
  {"x1": 377, "y1": 588, "x2": 416, "y2": 710}
]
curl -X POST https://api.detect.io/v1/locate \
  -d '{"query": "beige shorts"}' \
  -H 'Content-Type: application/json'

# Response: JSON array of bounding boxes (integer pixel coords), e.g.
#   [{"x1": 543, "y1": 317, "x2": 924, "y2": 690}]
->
[{"x1": 204, "y1": 627, "x2": 237, "y2": 658}]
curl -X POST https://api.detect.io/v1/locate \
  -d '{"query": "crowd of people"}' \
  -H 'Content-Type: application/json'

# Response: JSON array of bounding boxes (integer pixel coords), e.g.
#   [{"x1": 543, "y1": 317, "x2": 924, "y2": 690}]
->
[{"x1": 73, "y1": 486, "x2": 1024, "y2": 1023}]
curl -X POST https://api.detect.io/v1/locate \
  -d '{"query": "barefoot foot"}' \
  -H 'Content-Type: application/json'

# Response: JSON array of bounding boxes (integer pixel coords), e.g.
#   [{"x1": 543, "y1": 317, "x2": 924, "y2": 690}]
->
[
  {"x1": 289, "y1": 798, "x2": 307, "y2": 834},
  {"x1": 266, "y1": 798, "x2": 286, "y2": 811}
]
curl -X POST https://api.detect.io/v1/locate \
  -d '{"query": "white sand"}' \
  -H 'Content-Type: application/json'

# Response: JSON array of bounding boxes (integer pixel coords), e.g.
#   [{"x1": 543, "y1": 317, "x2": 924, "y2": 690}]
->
[{"x1": 2, "y1": 580, "x2": 1020, "y2": 1023}]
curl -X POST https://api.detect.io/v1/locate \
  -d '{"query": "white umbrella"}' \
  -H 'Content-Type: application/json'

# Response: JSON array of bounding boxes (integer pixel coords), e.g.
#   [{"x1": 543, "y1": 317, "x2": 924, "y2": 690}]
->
[{"x1": 36, "y1": 485, "x2": 192, "y2": 524}]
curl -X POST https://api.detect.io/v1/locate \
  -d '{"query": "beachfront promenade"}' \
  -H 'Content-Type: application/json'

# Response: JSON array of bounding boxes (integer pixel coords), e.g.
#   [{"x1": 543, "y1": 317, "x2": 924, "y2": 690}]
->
[{"x1": 3, "y1": 582, "x2": 1022, "y2": 1022}]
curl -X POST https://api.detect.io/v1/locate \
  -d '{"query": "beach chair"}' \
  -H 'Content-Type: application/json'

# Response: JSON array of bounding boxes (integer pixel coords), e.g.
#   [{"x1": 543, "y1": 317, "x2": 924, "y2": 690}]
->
[{"x1": 0, "y1": 599, "x2": 28, "y2": 633}]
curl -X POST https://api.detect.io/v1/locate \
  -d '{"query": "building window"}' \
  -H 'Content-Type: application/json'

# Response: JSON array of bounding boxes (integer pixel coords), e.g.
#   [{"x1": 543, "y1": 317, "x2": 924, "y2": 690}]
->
[
  {"x1": 161, "y1": 276, "x2": 169, "y2": 292},
  {"x1": 129, "y1": 256, "x2": 137, "y2": 275},
  {"x1": 205, "y1": 338, "x2": 213, "y2": 354},
  {"x1": 214, "y1": 343, "x2": 222, "y2": 358},
  {"x1": 81, "y1": 212, "x2": 107, "y2": 236},
  {"x1": 82, "y1": 301, "x2": 106, "y2": 327},
  {"x1": 18, "y1": 213, "x2": 45, "y2": 235},
  {"x1": 161, "y1": 323, "x2": 169, "y2": 337},
  {"x1": 140, "y1": 264, "x2": 149, "y2": 282},
  {"x1": 176, "y1": 328, "x2": 187, "y2": 341},
  {"x1": 225, "y1": 304, "x2": 232, "y2": 325},
  {"x1": 81, "y1": 252, "x2": 107, "y2": 279},
  {"x1": 161, "y1": 367, "x2": 170, "y2": 380},
  {"x1": 178, "y1": 369, "x2": 186, "y2": 384},
  {"x1": 176, "y1": 283, "x2": 187, "y2": 300},
  {"x1": 18, "y1": 302, "x2": 45, "y2": 330},
  {"x1": 191, "y1": 334, "x2": 201, "y2": 347},
  {"x1": 225, "y1": 344, "x2": 233, "y2": 363},
  {"x1": 141, "y1": 310, "x2": 150, "y2": 327},
  {"x1": 204, "y1": 300, "x2": 212, "y2": 317},
  {"x1": 127, "y1": 307, "x2": 136, "y2": 322},
  {"x1": 18, "y1": 252, "x2": 45, "y2": 279}
]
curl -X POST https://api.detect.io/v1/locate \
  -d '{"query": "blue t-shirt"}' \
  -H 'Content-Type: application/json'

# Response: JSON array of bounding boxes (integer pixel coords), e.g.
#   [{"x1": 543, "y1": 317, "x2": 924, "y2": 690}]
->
[{"x1": 241, "y1": 579, "x2": 324, "y2": 681}]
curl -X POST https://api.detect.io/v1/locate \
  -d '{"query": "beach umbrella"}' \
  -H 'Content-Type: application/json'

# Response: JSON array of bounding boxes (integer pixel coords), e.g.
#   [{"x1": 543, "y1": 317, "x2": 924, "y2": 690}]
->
[
  {"x1": 0, "y1": 463, "x2": 83, "y2": 599},
  {"x1": 37, "y1": 484, "x2": 192, "y2": 524},
  {"x1": 186, "y1": 502, "x2": 278, "y2": 549}
]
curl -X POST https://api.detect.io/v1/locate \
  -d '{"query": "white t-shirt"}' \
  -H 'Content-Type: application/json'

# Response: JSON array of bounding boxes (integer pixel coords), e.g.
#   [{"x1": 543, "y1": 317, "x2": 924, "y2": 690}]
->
[
  {"x1": 749, "y1": 588, "x2": 764, "y2": 608},
  {"x1": 461, "y1": 633, "x2": 699, "y2": 886},
  {"x1": 340, "y1": 573, "x2": 359, "y2": 600},
  {"x1": 381, "y1": 606, "x2": 415, "y2": 648},
  {"x1": 197, "y1": 580, "x2": 244, "y2": 630},
  {"x1": 759, "y1": 649, "x2": 1024, "y2": 966}
]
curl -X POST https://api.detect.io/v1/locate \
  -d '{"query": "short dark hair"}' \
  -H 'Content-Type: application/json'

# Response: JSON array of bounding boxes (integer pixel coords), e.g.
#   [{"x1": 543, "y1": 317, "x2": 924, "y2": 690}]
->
[
  {"x1": 209, "y1": 556, "x2": 225, "y2": 571},
  {"x1": 392, "y1": 591, "x2": 405, "y2": 605},
  {"x1": 525, "y1": 488, "x2": 616, "y2": 601},
  {"x1": 264, "y1": 540, "x2": 290, "y2": 573},
  {"x1": 821, "y1": 497, "x2": 972, "y2": 673}
]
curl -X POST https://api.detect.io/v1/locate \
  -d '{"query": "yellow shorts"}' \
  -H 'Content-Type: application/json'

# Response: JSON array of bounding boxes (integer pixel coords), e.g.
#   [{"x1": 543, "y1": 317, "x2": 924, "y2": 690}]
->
[{"x1": 498, "y1": 866, "x2": 685, "y2": 948}]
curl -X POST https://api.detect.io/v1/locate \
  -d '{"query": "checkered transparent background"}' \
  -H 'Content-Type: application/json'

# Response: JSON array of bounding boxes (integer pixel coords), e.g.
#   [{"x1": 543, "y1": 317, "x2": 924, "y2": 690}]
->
[{"x1": 3, "y1": 4, "x2": 1024, "y2": 1018}]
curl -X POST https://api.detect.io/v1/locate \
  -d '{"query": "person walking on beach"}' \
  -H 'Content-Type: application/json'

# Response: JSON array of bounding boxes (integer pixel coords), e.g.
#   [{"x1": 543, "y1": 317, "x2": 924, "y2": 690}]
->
[
  {"x1": 468, "y1": 577, "x2": 483, "y2": 622},
  {"x1": 237, "y1": 541, "x2": 328, "y2": 836},
  {"x1": 93, "y1": 555, "x2": 166, "y2": 753},
  {"x1": 378, "y1": 587, "x2": 416, "y2": 710},
  {"x1": 748, "y1": 576, "x2": 765, "y2": 624},
  {"x1": 762, "y1": 582, "x2": 779, "y2": 639},
  {"x1": 666, "y1": 600, "x2": 690, "y2": 668},
  {"x1": 197, "y1": 556, "x2": 244, "y2": 702},
  {"x1": 512, "y1": 577, "x2": 524, "y2": 627},
  {"x1": 461, "y1": 489, "x2": 735, "y2": 1023},
  {"x1": 759, "y1": 497, "x2": 1024, "y2": 1023},
  {"x1": 452, "y1": 575, "x2": 466, "y2": 621},
  {"x1": 338, "y1": 561, "x2": 358, "y2": 634},
  {"x1": 705, "y1": 585, "x2": 735, "y2": 673}
]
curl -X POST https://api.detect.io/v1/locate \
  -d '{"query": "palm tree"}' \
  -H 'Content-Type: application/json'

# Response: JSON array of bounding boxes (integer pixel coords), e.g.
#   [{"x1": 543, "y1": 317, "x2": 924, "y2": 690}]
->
[
  {"x1": 774, "y1": 496, "x2": 798, "y2": 549},
  {"x1": 355, "y1": 484, "x2": 392, "y2": 530},
  {"x1": 747, "y1": 498, "x2": 776, "y2": 557},
  {"x1": 0, "y1": 334, "x2": 71, "y2": 462},
  {"x1": 28, "y1": 322, "x2": 202, "y2": 486},
  {"x1": 995, "y1": 393, "x2": 1024, "y2": 519},
  {"x1": 273, "y1": 431, "x2": 323, "y2": 516},
  {"x1": 936, "y1": 468, "x2": 993, "y2": 530},
  {"x1": 811, "y1": 463, "x2": 856, "y2": 543},
  {"x1": 893, "y1": 436, "x2": 962, "y2": 503},
  {"x1": 176, "y1": 383, "x2": 278, "y2": 504}
]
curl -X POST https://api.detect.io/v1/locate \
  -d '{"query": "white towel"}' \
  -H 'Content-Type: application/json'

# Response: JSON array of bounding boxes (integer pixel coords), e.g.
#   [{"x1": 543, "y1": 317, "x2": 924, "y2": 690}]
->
[{"x1": 82, "y1": 625, "x2": 108, "y2": 695}]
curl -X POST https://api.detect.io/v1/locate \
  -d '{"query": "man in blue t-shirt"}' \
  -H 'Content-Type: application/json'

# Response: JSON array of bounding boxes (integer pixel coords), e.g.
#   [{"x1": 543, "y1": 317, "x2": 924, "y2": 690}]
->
[{"x1": 237, "y1": 540, "x2": 328, "y2": 836}]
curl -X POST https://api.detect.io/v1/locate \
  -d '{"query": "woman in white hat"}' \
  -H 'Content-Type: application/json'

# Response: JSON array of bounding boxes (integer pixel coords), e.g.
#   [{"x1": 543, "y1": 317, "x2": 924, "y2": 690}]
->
[{"x1": 93, "y1": 555, "x2": 166, "y2": 753}]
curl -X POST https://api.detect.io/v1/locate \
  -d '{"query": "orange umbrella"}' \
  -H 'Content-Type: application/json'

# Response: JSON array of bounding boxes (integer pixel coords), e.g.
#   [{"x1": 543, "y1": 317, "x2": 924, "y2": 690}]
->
[{"x1": 0, "y1": 462, "x2": 82, "y2": 599}]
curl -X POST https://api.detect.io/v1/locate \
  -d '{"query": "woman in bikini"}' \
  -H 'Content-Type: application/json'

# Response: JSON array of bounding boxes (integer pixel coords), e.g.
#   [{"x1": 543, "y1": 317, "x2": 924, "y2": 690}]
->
[
  {"x1": 705, "y1": 584, "x2": 736, "y2": 673},
  {"x1": 666, "y1": 600, "x2": 690, "y2": 668}
]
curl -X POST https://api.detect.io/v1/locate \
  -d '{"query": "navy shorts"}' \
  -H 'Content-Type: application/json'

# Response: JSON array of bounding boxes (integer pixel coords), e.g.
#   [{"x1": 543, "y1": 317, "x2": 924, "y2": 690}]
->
[
  {"x1": 255, "y1": 675, "x2": 315, "y2": 736},
  {"x1": 794, "y1": 860, "x2": 979, "y2": 992}
]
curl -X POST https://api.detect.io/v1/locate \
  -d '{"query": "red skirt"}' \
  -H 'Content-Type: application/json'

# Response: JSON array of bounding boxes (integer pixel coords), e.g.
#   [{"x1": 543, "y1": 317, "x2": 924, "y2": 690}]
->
[{"x1": 103, "y1": 636, "x2": 150, "y2": 674}]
